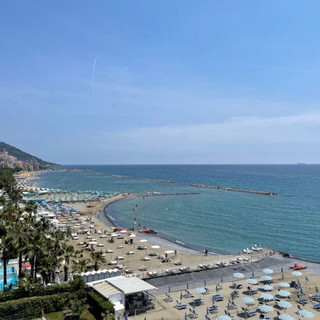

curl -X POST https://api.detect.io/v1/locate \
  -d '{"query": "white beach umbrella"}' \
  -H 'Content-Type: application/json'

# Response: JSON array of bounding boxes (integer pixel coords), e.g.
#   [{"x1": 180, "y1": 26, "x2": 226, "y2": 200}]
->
[
  {"x1": 298, "y1": 310, "x2": 315, "y2": 318},
  {"x1": 246, "y1": 278, "x2": 258, "y2": 285},
  {"x1": 277, "y1": 300, "x2": 292, "y2": 309},
  {"x1": 291, "y1": 271, "x2": 303, "y2": 276},
  {"x1": 261, "y1": 284, "x2": 273, "y2": 291},
  {"x1": 129, "y1": 234, "x2": 136, "y2": 238},
  {"x1": 216, "y1": 316, "x2": 232, "y2": 320},
  {"x1": 263, "y1": 268, "x2": 274, "y2": 274},
  {"x1": 277, "y1": 290, "x2": 291, "y2": 298},
  {"x1": 261, "y1": 275, "x2": 273, "y2": 281},
  {"x1": 165, "y1": 250, "x2": 175, "y2": 254},
  {"x1": 139, "y1": 239, "x2": 148, "y2": 243},
  {"x1": 278, "y1": 282, "x2": 290, "y2": 288},
  {"x1": 151, "y1": 245, "x2": 160, "y2": 249},
  {"x1": 260, "y1": 293, "x2": 274, "y2": 301},
  {"x1": 120, "y1": 230, "x2": 127, "y2": 233},
  {"x1": 259, "y1": 305, "x2": 274, "y2": 313},
  {"x1": 278, "y1": 314, "x2": 295, "y2": 320},
  {"x1": 233, "y1": 272, "x2": 244, "y2": 279},
  {"x1": 241, "y1": 297, "x2": 255, "y2": 306}
]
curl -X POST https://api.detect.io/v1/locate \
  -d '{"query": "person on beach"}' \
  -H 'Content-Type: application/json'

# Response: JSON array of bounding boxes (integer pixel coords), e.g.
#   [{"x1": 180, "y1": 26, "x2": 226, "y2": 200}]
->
[{"x1": 204, "y1": 248, "x2": 208, "y2": 256}]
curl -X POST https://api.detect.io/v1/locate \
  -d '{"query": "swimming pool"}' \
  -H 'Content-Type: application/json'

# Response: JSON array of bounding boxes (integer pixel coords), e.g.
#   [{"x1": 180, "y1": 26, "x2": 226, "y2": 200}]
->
[{"x1": 0, "y1": 268, "x2": 18, "y2": 291}]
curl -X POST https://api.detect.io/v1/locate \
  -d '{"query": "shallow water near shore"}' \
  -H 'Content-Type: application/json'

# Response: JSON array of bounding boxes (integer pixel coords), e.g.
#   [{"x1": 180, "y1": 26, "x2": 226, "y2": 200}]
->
[{"x1": 35, "y1": 164, "x2": 320, "y2": 261}]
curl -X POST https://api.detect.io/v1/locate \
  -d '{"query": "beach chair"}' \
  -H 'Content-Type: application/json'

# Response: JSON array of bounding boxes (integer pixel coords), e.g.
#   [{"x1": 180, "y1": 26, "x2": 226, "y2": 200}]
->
[
  {"x1": 313, "y1": 303, "x2": 320, "y2": 309},
  {"x1": 204, "y1": 287, "x2": 210, "y2": 294},
  {"x1": 176, "y1": 304, "x2": 187, "y2": 310},
  {"x1": 164, "y1": 294, "x2": 173, "y2": 302},
  {"x1": 246, "y1": 311, "x2": 257, "y2": 317},
  {"x1": 208, "y1": 305, "x2": 218, "y2": 313}
]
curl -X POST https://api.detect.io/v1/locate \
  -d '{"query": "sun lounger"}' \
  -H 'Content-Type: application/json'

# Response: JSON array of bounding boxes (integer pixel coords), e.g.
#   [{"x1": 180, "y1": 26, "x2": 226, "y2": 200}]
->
[
  {"x1": 246, "y1": 311, "x2": 257, "y2": 317},
  {"x1": 208, "y1": 305, "x2": 218, "y2": 313},
  {"x1": 176, "y1": 303, "x2": 187, "y2": 310},
  {"x1": 192, "y1": 298, "x2": 204, "y2": 306},
  {"x1": 313, "y1": 303, "x2": 320, "y2": 309},
  {"x1": 164, "y1": 294, "x2": 173, "y2": 302},
  {"x1": 212, "y1": 294, "x2": 224, "y2": 301}
]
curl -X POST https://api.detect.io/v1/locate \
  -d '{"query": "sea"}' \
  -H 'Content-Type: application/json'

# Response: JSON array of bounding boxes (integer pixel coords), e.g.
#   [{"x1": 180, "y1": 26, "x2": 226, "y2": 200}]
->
[{"x1": 34, "y1": 165, "x2": 320, "y2": 262}]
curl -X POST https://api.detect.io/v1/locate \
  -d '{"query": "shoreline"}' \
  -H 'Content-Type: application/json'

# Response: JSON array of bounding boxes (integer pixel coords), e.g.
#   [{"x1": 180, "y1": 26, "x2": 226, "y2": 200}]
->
[{"x1": 99, "y1": 194, "x2": 210, "y2": 256}]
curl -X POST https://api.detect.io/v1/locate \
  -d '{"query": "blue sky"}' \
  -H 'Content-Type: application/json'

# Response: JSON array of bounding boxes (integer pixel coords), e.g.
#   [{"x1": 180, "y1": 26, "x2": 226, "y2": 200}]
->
[{"x1": 1, "y1": 1, "x2": 320, "y2": 164}]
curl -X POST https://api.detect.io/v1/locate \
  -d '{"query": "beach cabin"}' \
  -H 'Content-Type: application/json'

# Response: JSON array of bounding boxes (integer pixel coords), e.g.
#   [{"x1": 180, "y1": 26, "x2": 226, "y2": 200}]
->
[{"x1": 88, "y1": 276, "x2": 157, "y2": 320}]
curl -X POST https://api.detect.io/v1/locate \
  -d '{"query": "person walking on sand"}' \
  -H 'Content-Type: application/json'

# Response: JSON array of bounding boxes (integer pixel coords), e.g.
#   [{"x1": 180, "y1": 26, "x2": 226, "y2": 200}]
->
[{"x1": 204, "y1": 248, "x2": 208, "y2": 256}]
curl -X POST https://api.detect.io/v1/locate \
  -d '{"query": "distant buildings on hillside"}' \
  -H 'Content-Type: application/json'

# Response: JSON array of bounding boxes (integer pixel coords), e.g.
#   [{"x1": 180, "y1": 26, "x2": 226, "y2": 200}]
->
[{"x1": 0, "y1": 148, "x2": 41, "y2": 171}]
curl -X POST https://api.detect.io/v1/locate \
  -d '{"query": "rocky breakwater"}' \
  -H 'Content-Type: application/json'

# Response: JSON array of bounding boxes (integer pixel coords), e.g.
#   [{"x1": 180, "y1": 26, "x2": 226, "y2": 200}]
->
[{"x1": 190, "y1": 184, "x2": 277, "y2": 196}]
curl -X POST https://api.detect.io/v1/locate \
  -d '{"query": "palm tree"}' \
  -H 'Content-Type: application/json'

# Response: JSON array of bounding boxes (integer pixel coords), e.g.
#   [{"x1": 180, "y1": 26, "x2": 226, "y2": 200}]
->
[
  {"x1": 90, "y1": 251, "x2": 106, "y2": 271},
  {"x1": 63, "y1": 244, "x2": 75, "y2": 282},
  {"x1": 72, "y1": 259, "x2": 90, "y2": 274}
]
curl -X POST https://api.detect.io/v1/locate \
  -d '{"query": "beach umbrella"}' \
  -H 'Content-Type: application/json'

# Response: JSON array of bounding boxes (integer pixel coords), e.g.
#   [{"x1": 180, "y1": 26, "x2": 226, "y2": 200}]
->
[
  {"x1": 278, "y1": 314, "x2": 295, "y2": 320},
  {"x1": 216, "y1": 316, "x2": 232, "y2": 320},
  {"x1": 260, "y1": 293, "x2": 274, "y2": 301},
  {"x1": 151, "y1": 245, "x2": 160, "y2": 249},
  {"x1": 195, "y1": 287, "x2": 206, "y2": 294},
  {"x1": 241, "y1": 297, "x2": 255, "y2": 306},
  {"x1": 120, "y1": 229, "x2": 127, "y2": 233},
  {"x1": 278, "y1": 282, "x2": 290, "y2": 288},
  {"x1": 233, "y1": 272, "x2": 244, "y2": 279},
  {"x1": 298, "y1": 310, "x2": 315, "y2": 318},
  {"x1": 277, "y1": 300, "x2": 292, "y2": 309},
  {"x1": 139, "y1": 239, "x2": 148, "y2": 243},
  {"x1": 246, "y1": 278, "x2": 258, "y2": 285},
  {"x1": 261, "y1": 284, "x2": 273, "y2": 291},
  {"x1": 261, "y1": 275, "x2": 273, "y2": 282},
  {"x1": 263, "y1": 268, "x2": 274, "y2": 274},
  {"x1": 291, "y1": 271, "x2": 302, "y2": 276},
  {"x1": 129, "y1": 234, "x2": 136, "y2": 238},
  {"x1": 259, "y1": 305, "x2": 274, "y2": 313},
  {"x1": 165, "y1": 250, "x2": 175, "y2": 254},
  {"x1": 277, "y1": 290, "x2": 291, "y2": 298}
]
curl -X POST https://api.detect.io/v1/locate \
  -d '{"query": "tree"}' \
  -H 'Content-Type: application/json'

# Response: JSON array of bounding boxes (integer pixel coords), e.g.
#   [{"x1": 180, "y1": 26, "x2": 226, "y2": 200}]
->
[{"x1": 90, "y1": 251, "x2": 106, "y2": 271}]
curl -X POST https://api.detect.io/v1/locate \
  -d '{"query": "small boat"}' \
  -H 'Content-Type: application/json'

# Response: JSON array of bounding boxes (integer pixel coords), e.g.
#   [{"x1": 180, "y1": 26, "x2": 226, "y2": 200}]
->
[{"x1": 138, "y1": 228, "x2": 157, "y2": 234}]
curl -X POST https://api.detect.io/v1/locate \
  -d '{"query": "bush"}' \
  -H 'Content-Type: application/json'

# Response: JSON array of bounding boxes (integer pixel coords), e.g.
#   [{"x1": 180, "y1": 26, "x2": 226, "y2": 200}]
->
[
  {"x1": 87, "y1": 290, "x2": 114, "y2": 320},
  {"x1": 0, "y1": 292, "x2": 71, "y2": 319}
]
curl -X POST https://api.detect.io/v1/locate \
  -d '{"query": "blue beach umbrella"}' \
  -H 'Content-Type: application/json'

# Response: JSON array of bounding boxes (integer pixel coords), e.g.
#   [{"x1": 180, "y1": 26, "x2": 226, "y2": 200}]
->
[
  {"x1": 278, "y1": 282, "x2": 290, "y2": 288},
  {"x1": 259, "y1": 304, "x2": 274, "y2": 313},
  {"x1": 242, "y1": 297, "x2": 255, "y2": 306},
  {"x1": 277, "y1": 290, "x2": 291, "y2": 298},
  {"x1": 216, "y1": 316, "x2": 232, "y2": 320},
  {"x1": 261, "y1": 284, "x2": 273, "y2": 291},
  {"x1": 263, "y1": 268, "x2": 274, "y2": 274},
  {"x1": 260, "y1": 293, "x2": 274, "y2": 301},
  {"x1": 298, "y1": 309, "x2": 315, "y2": 318},
  {"x1": 246, "y1": 278, "x2": 258, "y2": 285},
  {"x1": 291, "y1": 271, "x2": 303, "y2": 276},
  {"x1": 261, "y1": 275, "x2": 273, "y2": 282},
  {"x1": 278, "y1": 314, "x2": 295, "y2": 320},
  {"x1": 277, "y1": 300, "x2": 292, "y2": 309}
]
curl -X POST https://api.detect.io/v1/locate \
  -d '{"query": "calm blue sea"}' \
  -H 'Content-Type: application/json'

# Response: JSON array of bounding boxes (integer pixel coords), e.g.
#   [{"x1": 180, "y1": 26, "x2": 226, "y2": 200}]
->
[{"x1": 35, "y1": 165, "x2": 320, "y2": 261}]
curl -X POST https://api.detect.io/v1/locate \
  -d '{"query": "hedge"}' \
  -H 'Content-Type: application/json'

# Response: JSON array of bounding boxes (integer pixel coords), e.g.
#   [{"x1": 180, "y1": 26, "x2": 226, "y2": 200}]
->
[
  {"x1": 87, "y1": 290, "x2": 114, "y2": 319},
  {"x1": 0, "y1": 292, "x2": 71, "y2": 319},
  {"x1": 0, "y1": 277, "x2": 85, "y2": 302}
]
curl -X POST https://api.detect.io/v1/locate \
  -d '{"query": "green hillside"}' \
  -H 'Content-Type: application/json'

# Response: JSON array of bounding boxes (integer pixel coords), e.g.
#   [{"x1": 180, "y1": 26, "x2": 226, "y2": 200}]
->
[{"x1": 0, "y1": 142, "x2": 57, "y2": 167}]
